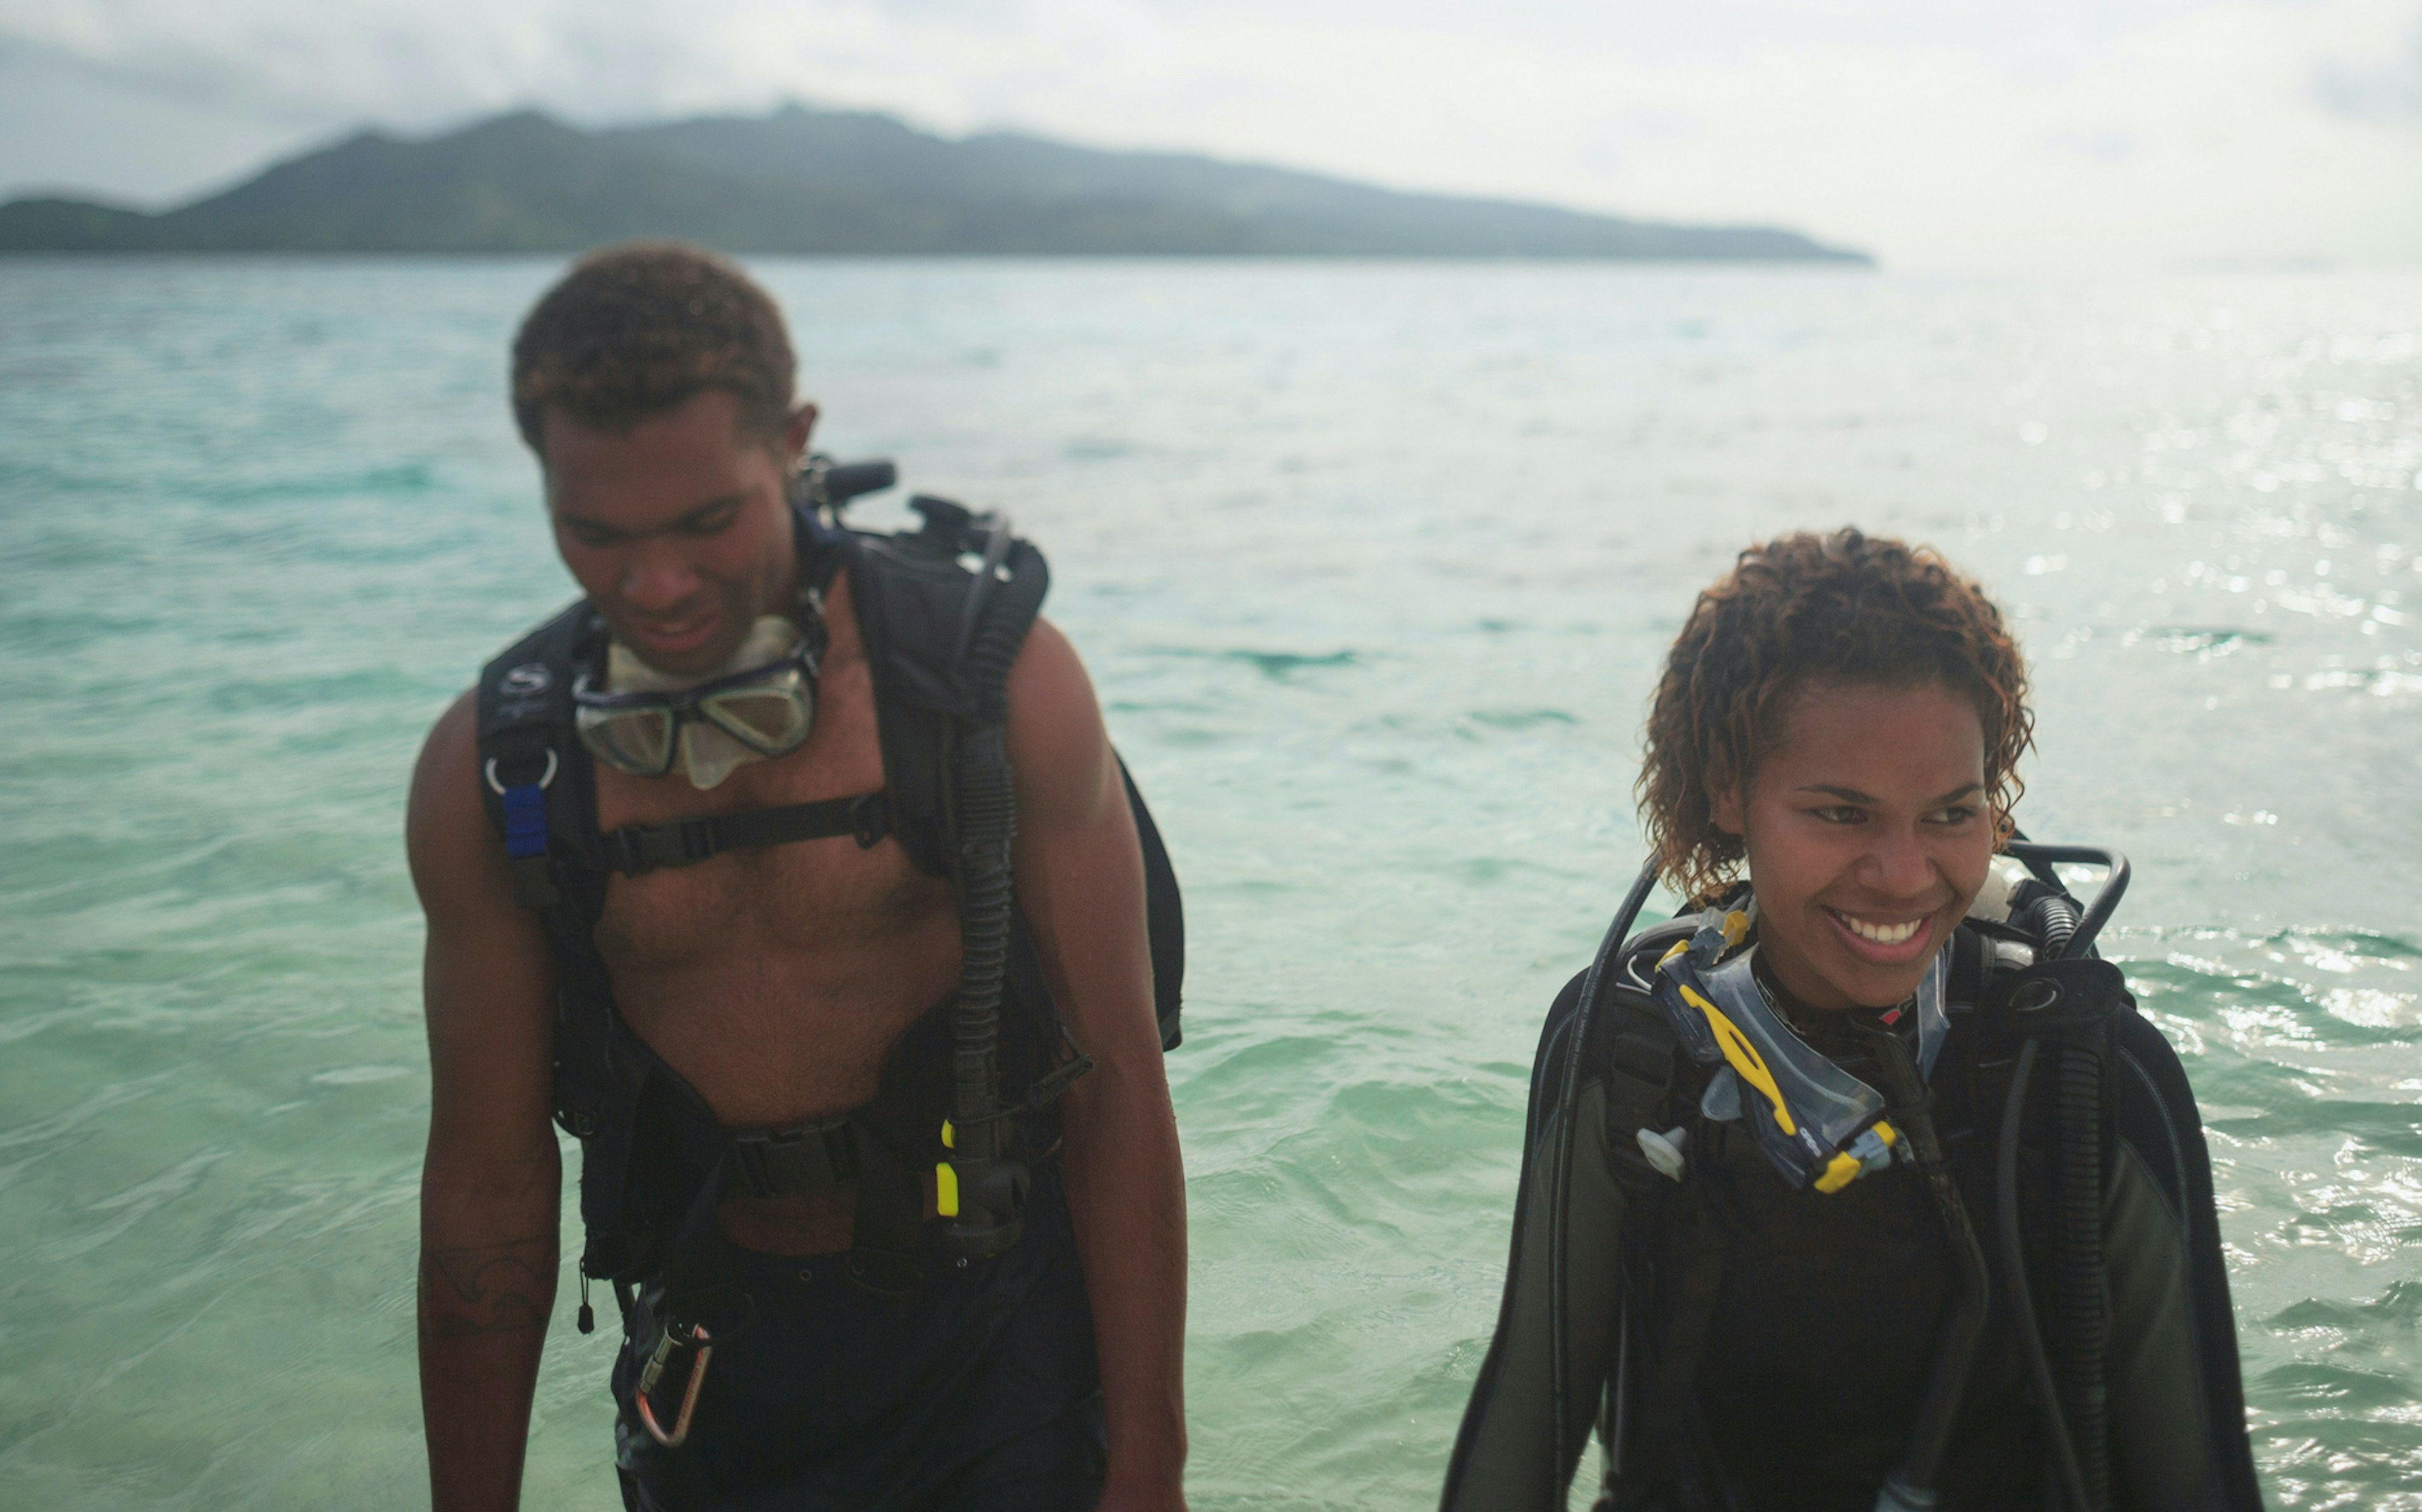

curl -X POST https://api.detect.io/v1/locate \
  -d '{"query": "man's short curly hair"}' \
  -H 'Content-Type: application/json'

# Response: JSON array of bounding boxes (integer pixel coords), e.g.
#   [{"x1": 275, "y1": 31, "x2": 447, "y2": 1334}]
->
[
  {"x1": 510, "y1": 241, "x2": 795, "y2": 451},
  {"x1": 1636, "y1": 528, "x2": 2033, "y2": 901}
]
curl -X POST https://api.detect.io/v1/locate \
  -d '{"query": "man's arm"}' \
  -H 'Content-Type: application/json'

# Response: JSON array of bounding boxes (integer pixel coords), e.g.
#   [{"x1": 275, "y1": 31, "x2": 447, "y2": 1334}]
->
[
  {"x1": 407, "y1": 693, "x2": 566, "y2": 1512},
  {"x1": 1007, "y1": 619, "x2": 1189, "y2": 1512}
]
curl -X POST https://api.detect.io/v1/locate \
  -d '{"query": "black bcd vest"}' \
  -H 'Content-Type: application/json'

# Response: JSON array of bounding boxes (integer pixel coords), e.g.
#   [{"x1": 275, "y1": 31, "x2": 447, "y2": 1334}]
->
[
  {"x1": 1576, "y1": 912, "x2": 2261, "y2": 1512},
  {"x1": 1442, "y1": 887, "x2": 2261, "y2": 1512},
  {"x1": 472, "y1": 496, "x2": 1184, "y2": 1310}
]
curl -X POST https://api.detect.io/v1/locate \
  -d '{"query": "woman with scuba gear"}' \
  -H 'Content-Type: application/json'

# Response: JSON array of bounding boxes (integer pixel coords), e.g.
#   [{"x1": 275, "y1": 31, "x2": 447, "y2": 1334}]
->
[{"x1": 1441, "y1": 530, "x2": 2260, "y2": 1512}]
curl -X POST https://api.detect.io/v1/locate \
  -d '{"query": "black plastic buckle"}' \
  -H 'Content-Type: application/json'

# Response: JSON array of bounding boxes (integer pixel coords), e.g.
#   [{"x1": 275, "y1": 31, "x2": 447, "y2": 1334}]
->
[
  {"x1": 612, "y1": 816, "x2": 720, "y2": 877},
  {"x1": 849, "y1": 793, "x2": 887, "y2": 850},
  {"x1": 669, "y1": 817, "x2": 718, "y2": 866},
  {"x1": 730, "y1": 1119, "x2": 859, "y2": 1199}
]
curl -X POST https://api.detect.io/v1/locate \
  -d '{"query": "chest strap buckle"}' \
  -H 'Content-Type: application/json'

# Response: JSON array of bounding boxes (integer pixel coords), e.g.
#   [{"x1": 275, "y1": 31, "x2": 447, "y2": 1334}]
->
[{"x1": 729, "y1": 1118, "x2": 860, "y2": 1199}]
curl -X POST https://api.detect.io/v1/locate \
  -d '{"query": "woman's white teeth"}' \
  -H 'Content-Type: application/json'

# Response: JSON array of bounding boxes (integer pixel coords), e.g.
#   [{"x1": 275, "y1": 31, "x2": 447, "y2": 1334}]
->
[{"x1": 1841, "y1": 914, "x2": 1921, "y2": 945}]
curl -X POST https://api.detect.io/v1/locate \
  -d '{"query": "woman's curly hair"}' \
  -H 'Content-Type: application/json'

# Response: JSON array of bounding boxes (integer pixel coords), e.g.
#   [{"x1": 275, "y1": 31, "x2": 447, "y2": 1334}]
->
[{"x1": 1637, "y1": 528, "x2": 2033, "y2": 901}]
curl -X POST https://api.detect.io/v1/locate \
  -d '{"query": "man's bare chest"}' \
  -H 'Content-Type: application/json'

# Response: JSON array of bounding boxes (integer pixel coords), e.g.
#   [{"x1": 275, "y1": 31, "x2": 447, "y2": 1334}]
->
[{"x1": 588, "y1": 631, "x2": 954, "y2": 974}]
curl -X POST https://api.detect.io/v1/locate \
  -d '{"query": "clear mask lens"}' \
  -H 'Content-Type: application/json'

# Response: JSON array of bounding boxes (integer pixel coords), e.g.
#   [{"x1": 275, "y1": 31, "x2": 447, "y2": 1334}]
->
[
  {"x1": 576, "y1": 704, "x2": 678, "y2": 776},
  {"x1": 701, "y1": 679, "x2": 812, "y2": 754}
]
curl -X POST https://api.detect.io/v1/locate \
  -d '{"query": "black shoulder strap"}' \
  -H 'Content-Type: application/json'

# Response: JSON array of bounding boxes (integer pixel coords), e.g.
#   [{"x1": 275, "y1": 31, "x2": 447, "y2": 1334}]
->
[
  {"x1": 474, "y1": 601, "x2": 604, "y2": 913},
  {"x1": 1595, "y1": 922, "x2": 1701, "y2": 1194},
  {"x1": 838, "y1": 509, "x2": 1042, "y2": 878},
  {"x1": 1948, "y1": 921, "x2": 1989, "y2": 1010},
  {"x1": 473, "y1": 602, "x2": 623, "y2": 1151}
]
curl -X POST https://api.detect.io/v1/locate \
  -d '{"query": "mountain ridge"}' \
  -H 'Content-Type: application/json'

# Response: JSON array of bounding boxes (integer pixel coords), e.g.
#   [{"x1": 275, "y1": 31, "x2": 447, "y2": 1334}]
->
[{"x1": 0, "y1": 105, "x2": 1871, "y2": 262}]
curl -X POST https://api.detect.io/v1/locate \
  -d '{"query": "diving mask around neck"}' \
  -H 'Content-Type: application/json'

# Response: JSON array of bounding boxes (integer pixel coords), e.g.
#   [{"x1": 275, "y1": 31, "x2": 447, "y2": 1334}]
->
[
  {"x1": 1653, "y1": 894, "x2": 1948, "y2": 1194},
  {"x1": 574, "y1": 614, "x2": 820, "y2": 789}
]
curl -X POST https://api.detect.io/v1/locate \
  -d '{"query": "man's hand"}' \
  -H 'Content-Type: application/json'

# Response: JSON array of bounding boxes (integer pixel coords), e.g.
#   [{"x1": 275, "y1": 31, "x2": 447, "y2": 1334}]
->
[
  {"x1": 1007, "y1": 620, "x2": 1190, "y2": 1509},
  {"x1": 409, "y1": 693, "x2": 566, "y2": 1512}
]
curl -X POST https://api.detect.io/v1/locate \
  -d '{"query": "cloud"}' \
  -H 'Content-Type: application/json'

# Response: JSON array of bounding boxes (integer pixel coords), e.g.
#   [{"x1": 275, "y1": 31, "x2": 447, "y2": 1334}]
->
[
  {"x1": 0, "y1": 38, "x2": 318, "y2": 199},
  {"x1": 2041, "y1": 129, "x2": 2144, "y2": 164},
  {"x1": 2312, "y1": 11, "x2": 2422, "y2": 122},
  {"x1": 1, "y1": 0, "x2": 2417, "y2": 268}
]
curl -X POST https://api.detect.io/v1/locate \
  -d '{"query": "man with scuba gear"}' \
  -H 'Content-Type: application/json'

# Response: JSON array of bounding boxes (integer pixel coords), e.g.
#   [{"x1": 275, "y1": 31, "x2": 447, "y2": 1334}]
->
[
  {"x1": 1441, "y1": 530, "x2": 2259, "y2": 1512},
  {"x1": 407, "y1": 244, "x2": 1187, "y2": 1510}
]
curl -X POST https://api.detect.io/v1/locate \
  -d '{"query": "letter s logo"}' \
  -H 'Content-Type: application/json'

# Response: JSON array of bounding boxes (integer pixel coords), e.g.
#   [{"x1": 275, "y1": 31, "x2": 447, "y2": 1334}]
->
[{"x1": 500, "y1": 663, "x2": 553, "y2": 697}]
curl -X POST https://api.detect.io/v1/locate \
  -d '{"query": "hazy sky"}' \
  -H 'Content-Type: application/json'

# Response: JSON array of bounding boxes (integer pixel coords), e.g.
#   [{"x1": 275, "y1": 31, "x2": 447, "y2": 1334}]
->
[{"x1": 1, "y1": 0, "x2": 2417, "y2": 270}]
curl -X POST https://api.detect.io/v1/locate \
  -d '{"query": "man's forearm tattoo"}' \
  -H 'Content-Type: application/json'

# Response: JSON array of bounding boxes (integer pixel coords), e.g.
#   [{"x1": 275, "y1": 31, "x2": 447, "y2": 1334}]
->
[{"x1": 419, "y1": 1236, "x2": 556, "y2": 1339}]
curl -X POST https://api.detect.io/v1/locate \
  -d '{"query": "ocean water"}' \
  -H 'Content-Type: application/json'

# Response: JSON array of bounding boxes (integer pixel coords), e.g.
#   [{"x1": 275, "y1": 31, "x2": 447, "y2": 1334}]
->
[{"x1": 1, "y1": 257, "x2": 2418, "y2": 1510}]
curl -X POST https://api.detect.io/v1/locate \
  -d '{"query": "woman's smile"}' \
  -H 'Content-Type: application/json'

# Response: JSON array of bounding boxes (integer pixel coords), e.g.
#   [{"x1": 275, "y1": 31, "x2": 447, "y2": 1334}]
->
[{"x1": 1823, "y1": 907, "x2": 1936, "y2": 960}]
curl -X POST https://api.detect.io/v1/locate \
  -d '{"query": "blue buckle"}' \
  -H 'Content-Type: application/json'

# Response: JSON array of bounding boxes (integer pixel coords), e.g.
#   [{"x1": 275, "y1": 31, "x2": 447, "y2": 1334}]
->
[
  {"x1": 484, "y1": 753, "x2": 559, "y2": 905},
  {"x1": 502, "y1": 785, "x2": 549, "y2": 859}
]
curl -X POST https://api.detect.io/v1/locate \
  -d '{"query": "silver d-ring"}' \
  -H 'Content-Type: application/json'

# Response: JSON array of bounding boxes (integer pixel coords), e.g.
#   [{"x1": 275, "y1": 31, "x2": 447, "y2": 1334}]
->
[{"x1": 483, "y1": 749, "x2": 559, "y2": 796}]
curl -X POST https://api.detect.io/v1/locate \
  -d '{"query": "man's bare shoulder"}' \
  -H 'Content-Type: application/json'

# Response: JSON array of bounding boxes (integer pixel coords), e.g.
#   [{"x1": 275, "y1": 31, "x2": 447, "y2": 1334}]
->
[
  {"x1": 1008, "y1": 617, "x2": 1097, "y2": 726},
  {"x1": 1005, "y1": 617, "x2": 1117, "y2": 826}
]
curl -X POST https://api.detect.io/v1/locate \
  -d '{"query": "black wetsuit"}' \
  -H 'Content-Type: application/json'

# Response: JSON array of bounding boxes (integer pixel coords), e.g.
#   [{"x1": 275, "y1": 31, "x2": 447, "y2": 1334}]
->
[
  {"x1": 1629, "y1": 1091, "x2": 2214, "y2": 1509},
  {"x1": 1442, "y1": 940, "x2": 2252, "y2": 1512},
  {"x1": 613, "y1": 1164, "x2": 1104, "y2": 1511}
]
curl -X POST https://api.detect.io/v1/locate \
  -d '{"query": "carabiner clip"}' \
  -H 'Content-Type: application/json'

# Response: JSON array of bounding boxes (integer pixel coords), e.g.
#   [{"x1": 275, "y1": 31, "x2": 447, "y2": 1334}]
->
[{"x1": 633, "y1": 1320, "x2": 714, "y2": 1448}]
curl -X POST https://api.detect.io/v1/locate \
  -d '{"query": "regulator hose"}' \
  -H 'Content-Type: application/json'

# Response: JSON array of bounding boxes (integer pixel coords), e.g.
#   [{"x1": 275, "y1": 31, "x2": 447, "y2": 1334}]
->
[
  {"x1": 1548, "y1": 860, "x2": 1661, "y2": 1491},
  {"x1": 1849, "y1": 1023, "x2": 1991, "y2": 1512},
  {"x1": 2004, "y1": 843, "x2": 2131, "y2": 960},
  {"x1": 2056, "y1": 1031, "x2": 2112, "y2": 1510},
  {"x1": 1998, "y1": 1042, "x2": 2094, "y2": 1512},
  {"x1": 2023, "y1": 892, "x2": 2080, "y2": 962},
  {"x1": 2003, "y1": 890, "x2": 2112, "y2": 1511},
  {"x1": 943, "y1": 533, "x2": 1050, "y2": 1261}
]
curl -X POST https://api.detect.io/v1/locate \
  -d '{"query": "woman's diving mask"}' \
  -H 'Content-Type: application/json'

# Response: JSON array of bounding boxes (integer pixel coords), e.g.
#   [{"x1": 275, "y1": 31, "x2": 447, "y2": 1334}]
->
[
  {"x1": 573, "y1": 615, "x2": 821, "y2": 789},
  {"x1": 1653, "y1": 897, "x2": 1949, "y2": 1194}
]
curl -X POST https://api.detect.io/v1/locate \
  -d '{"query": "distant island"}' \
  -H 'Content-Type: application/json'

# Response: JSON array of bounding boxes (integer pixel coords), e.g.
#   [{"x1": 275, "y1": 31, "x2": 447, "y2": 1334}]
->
[{"x1": 0, "y1": 106, "x2": 1870, "y2": 262}]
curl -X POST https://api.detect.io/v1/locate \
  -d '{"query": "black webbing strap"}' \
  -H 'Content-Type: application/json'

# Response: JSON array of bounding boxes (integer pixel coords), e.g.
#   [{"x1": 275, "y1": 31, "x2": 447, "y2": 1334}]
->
[
  {"x1": 655, "y1": 1148, "x2": 756, "y2": 1339},
  {"x1": 601, "y1": 791, "x2": 889, "y2": 877},
  {"x1": 1603, "y1": 1003, "x2": 1683, "y2": 1192}
]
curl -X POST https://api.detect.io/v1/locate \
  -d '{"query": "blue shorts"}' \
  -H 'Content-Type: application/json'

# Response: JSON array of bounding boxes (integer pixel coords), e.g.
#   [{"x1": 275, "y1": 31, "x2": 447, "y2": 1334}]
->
[{"x1": 612, "y1": 1163, "x2": 1104, "y2": 1512}]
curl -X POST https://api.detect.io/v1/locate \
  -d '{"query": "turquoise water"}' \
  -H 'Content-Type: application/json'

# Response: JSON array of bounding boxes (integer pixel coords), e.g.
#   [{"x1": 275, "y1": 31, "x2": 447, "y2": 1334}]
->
[{"x1": 1, "y1": 259, "x2": 2418, "y2": 1509}]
